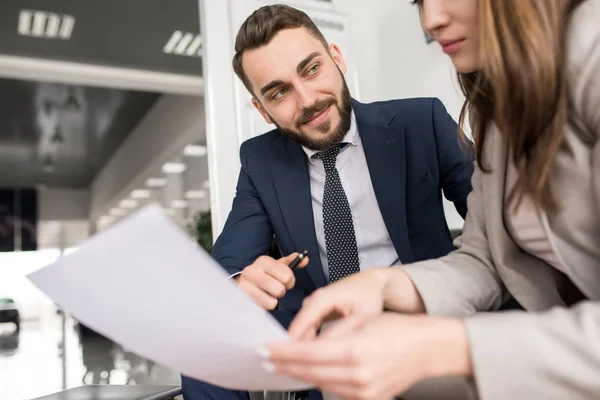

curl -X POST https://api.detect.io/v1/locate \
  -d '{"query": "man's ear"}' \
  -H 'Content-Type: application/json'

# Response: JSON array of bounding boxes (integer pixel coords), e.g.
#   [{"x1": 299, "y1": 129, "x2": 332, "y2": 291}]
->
[
  {"x1": 329, "y1": 44, "x2": 347, "y2": 75},
  {"x1": 252, "y1": 97, "x2": 273, "y2": 124}
]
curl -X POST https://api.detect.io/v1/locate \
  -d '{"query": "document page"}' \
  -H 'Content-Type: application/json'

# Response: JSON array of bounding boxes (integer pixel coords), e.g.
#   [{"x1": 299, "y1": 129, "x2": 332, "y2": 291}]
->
[{"x1": 28, "y1": 204, "x2": 311, "y2": 392}]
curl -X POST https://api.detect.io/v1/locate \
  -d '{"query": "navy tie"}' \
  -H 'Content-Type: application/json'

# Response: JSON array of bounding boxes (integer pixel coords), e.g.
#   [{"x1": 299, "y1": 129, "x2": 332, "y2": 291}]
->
[{"x1": 313, "y1": 146, "x2": 360, "y2": 282}]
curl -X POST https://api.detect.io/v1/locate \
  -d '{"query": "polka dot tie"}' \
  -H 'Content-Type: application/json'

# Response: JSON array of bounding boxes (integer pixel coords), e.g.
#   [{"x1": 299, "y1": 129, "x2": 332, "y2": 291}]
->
[{"x1": 313, "y1": 145, "x2": 360, "y2": 282}]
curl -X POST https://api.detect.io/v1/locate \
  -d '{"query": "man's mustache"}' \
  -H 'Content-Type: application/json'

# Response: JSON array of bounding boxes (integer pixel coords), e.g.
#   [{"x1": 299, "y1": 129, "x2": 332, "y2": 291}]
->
[{"x1": 295, "y1": 98, "x2": 337, "y2": 127}]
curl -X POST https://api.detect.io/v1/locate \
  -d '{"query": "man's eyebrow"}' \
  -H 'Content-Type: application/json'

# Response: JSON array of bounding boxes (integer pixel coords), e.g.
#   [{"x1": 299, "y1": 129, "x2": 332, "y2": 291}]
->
[
  {"x1": 258, "y1": 52, "x2": 322, "y2": 97},
  {"x1": 297, "y1": 52, "x2": 321, "y2": 74},
  {"x1": 260, "y1": 79, "x2": 285, "y2": 96}
]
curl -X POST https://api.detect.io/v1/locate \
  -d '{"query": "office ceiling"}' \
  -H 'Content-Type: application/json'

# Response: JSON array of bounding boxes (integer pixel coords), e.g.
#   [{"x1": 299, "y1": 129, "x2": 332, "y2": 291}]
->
[
  {"x1": 0, "y1": 1, "x2": 206, "y2": 250},
  {"x1": 0, "y1": 77, "x2": 160, "y2": 188},
  {"x1": 0, "y1": 0, "x2": 203, "y2": 76},
  {"x1": 0, "y1": 0, "x2": 205, "y2": 189}
]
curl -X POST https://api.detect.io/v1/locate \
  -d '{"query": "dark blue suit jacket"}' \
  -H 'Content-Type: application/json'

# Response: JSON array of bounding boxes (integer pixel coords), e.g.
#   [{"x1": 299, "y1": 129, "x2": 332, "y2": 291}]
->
[{"x1": 213, "y1": 97, "x2": 474, "y2": 328}]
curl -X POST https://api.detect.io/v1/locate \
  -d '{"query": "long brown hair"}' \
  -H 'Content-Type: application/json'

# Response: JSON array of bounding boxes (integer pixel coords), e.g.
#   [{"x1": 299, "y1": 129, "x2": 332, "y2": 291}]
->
[{"x1": 458, "y1": 0, "x2": 587, "y2": 212}]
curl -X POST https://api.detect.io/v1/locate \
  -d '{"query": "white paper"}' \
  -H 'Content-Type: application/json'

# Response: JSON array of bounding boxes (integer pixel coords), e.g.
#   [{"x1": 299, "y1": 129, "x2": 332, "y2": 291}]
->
[{"x1": 27, "y1": 204, "x2": 312, "y2": 392}]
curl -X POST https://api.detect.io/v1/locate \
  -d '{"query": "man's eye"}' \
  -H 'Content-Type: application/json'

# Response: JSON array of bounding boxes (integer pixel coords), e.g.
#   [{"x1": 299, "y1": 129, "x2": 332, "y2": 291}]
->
[
  {"x1": 273, "y1": 87, "x2": 288, "y2": 99},
  {"x1": 307, "y1": 65, "x2": 319, "y2": 74}
]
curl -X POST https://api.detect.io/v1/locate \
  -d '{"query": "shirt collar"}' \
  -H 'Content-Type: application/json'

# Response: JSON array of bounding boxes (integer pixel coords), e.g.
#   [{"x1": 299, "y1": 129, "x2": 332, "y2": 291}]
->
[{"x1": 302, "y1": 109, "x2": 358, "y2": 159}]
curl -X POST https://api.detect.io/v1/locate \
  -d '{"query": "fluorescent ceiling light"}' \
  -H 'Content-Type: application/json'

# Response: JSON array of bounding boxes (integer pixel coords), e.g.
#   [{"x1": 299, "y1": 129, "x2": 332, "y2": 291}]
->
[
  {"x1": 98, "y1": 216, "x2": 113, "y2": 224},
  {"x1": 110, "y1": 208, "x2": 126, "y2": 217},
  {"x1": 164, "y1": 208, "x2": 175, "y2": 216},
  {"x1": 163, "y1": 30, "x2": 183, "y2": 53},
  {"x1": 185, "y1": 35, "x2": 203, "y2": 56},
  {"x1": 18, "y1": 11, "x2": 31, "y2": 36},
  {"x1": 31, "y1": 11, "x2": 45, "y2": 36},
  {"x1": 174, "y1": 33, "x2": 195, "y2": 54},
  {"x1": 45, "y1": 12, "x2": 61, "y2": 38},
  {"x1": 146, "y1": 177, "x2": 167, "y2": 188},
  {"x1": 163, "y1": 31, "x2": 202, "y2": 57},
  {"x1": 58, "y1": 15, "x2": 75, "y2": 39},
  {"x1": 202, "y1": 180, "x2": 211, "y2": 189},
  {"x1": 18, "y1": 10, "x2": 75, "y2": 40},
  {"x1": 171, "y1": 200, "x2": 188, "y2": 209},
  {"x1": 131, "y1": 189, "x2": 151, "y2": 199},
  {"x1": 162, "y1": 162, "x2": 186, "y2": 174},
  {"x1": 185, "y1": 190, "x2": 207, "y2": 200},
  {"x1": 183, "y1": 144, "x2": 207, "y2": 157},
  {"x1": 119, "y1": 199, "x2": 138, "y2": 209}
]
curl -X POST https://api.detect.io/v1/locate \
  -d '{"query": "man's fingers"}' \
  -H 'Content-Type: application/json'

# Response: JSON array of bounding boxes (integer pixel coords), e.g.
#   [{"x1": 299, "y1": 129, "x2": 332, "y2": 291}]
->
[
  {"x1": 280, "y1": 253, "x2": 299, "y2": 264},
  {"x1": 262, "y1": 262, "x2": 296, "y2": 291},
  {"x1": 280, "y1": 253, "x2": 309, "y2": 270},
  {"x1": 239, "y1": 279, "x2": 279, "y2": 310},
  {"x1": 295, "y1": 255, "x2": 309, "y2": 269},
  {"x1": 244, "y1": 267, "x2": 288, "y2": 298}
]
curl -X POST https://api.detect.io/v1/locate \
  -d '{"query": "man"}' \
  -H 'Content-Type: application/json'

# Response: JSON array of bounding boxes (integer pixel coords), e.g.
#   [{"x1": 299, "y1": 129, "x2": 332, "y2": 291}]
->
[{"x1": 183, "y1": 4, "x2": 473, "y2": 400}]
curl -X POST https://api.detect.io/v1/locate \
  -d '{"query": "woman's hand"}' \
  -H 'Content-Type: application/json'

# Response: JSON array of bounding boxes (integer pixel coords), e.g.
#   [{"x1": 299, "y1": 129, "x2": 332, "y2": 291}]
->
[
  {"x1": 288, "y1": 267, "x2": 426, "y2": 341},
  {"x1": 267, "y1": 313, "x2": 472, "y2": 400},
  {"x1": 287, "y1": 268, "x2": 388, "y2": 340}
]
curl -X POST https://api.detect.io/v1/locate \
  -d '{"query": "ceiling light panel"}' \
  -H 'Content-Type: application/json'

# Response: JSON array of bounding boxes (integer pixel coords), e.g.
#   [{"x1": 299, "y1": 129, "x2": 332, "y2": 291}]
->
[
  {"x1": 162, "y1": 162, "x2": 186, "y2": 174},
  {"x1": 110, "y1": 208, "x2": 126, "y2": 217},
  {"x1": 119, "y1": 199, "x2": 138, "y2": 209},
  {"x1": 185, "y1": 190, "x2": 207, "y2": 200},
  {"x1": 131, "y1": 189, "x2": 151, "y2": 199},
  {"x1": 163, "y1": 31, "x2": 202, "y2": 57},
  {"x1": 171, "y1": 200, "x2": 188, "y2": 209},
  {"x1": 18, "y1": 10, "x2": 75, "y2": 40},
  {"x1": 183, "y1": 144, "x2": 208, "y2": 157},
  {"x1": 146, "y1": 177, "x2": 167, "y2": 188}
]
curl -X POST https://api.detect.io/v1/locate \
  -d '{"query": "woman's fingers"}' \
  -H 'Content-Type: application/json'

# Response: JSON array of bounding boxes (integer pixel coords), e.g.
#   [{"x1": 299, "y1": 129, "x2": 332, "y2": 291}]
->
[
  {"x1": 272, "y1": 361, "x2": 387, "y2": 400},
  {"x1": 319, "y1": 316, "x2": 365, "y2": 340},
  {"x1": 268, "y1": 338, "x2": 358, "y2": 365},
  {"x1": 288, "y1": 291, "x2": 350, "y2": 340}
]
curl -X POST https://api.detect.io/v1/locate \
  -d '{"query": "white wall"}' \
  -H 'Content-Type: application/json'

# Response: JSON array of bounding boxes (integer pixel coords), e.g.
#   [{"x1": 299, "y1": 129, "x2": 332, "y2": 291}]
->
[
  {"x1": 335, "y1": 0, "x2": 466, "y2": 229},
  {"x1": 38, "y1": 188, "x2": 89, "y2": 220},
  {"x1": 335, "y1": 0, "x2": 464, "y2": 116}
]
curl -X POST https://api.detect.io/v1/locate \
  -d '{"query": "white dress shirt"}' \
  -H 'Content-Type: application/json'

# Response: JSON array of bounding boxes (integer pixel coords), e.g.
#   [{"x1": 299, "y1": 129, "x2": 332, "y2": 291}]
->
[{"x1": 303, "y1": 111, "x2": 400, "y2": 282}]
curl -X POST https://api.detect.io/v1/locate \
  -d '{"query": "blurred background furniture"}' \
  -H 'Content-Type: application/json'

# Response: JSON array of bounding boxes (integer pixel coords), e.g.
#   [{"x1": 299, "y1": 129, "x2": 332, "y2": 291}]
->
[{"x1": 29, "y1": 385, "x2": 181, "y2": 400}]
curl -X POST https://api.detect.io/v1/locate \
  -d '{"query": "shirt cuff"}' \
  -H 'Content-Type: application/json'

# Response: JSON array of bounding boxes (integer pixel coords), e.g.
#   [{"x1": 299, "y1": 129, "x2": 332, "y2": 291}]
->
[{"x1": 228, "y1": 271, "x2": 242, "y2": 280}]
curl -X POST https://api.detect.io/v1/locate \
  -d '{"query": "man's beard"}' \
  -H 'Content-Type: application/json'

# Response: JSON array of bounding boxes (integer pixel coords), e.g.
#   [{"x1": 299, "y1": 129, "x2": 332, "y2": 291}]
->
[{"x1": 270, "y1": 77, "x2": 352, "y2": 152}]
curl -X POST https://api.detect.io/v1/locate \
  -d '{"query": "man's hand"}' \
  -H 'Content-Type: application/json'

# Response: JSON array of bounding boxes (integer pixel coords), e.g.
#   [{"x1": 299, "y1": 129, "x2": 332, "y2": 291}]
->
[{"x1": 237, "y1": 253, "x2": 309, "y2": 310}]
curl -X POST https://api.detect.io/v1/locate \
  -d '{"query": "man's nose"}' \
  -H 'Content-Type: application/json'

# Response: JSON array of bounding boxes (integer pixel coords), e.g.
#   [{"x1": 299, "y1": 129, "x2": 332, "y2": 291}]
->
[{"x1": 295, "y1": 83, "x2": 318, "y2": 110}]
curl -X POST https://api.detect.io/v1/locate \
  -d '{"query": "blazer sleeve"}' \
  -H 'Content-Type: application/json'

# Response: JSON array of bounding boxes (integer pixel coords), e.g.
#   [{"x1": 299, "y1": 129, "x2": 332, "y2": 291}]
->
[
  {"x1": 212, "y1": 141, "x2": 274, "y2": 275},
  {"x1": 431, "y1": 98, "x2": 474, "y2": 219},
  {"x1": 400, "y1": 159, "x2": 507, "y2": 317}
]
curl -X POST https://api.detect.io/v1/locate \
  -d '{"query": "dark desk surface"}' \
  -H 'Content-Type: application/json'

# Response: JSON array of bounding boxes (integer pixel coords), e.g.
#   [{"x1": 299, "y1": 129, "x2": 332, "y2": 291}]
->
[{"x1": 30, "y1": 385, "x2": 182, "y2": 400}]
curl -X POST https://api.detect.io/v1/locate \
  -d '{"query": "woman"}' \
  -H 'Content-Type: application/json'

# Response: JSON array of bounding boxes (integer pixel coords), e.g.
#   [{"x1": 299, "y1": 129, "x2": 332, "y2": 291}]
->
[{"x1": 261, "y1": 0, "x2": 600, "y2": 399}]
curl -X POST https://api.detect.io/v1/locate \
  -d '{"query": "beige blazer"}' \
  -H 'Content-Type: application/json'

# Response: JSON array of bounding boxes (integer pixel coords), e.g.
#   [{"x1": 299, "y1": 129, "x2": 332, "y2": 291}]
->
[{"x1": 401, "y1": 1, "x2": 600, "y2": 399}]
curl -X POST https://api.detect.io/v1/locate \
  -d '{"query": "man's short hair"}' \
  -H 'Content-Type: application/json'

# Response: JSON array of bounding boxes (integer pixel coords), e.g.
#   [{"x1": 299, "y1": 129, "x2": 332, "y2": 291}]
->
[{"x1": 232, "y1": 4, "x2": 329, "y2": 95}]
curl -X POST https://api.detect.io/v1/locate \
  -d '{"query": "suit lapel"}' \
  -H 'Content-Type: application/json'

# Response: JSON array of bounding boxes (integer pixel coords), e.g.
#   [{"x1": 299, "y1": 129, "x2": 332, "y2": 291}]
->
[
  {"x1": 270, "y1": 136, "x2": 326, "y2": 289},
  {"x1": 354, "y1": 100, "x2": 415, "y2": 264}
]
